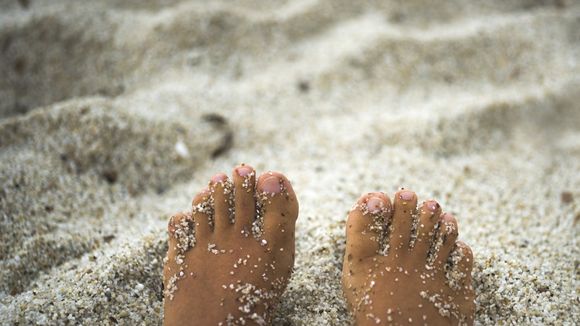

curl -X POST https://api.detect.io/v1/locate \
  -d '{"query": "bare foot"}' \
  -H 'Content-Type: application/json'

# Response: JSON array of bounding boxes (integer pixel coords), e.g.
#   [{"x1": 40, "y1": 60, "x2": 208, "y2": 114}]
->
[
  {"x1": 163, "y1": 165, "x2": 299, "y2": 325},
  {"x1": 342, "y1": 190, "x2": 475, "y2": 325}
]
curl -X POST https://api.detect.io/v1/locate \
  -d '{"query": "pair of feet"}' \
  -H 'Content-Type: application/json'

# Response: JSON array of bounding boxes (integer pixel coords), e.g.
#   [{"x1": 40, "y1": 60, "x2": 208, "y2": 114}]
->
[{"x1": 163, "y1": 165, "x2": 475, "y2": 325}]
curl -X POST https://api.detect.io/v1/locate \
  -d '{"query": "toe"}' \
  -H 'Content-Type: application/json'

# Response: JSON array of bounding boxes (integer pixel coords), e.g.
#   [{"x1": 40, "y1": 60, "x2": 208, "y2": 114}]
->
[
  {"x1": 232, "y1": 164, "x2": 257, "y2": 235},
  {"x1": 167, "y1": 212, "x2": 196, "y2": 248},
  {"x1": 345, "y1": 193, "x2": 392, "y2": 261},
  {"x1": 447, "y1": 241, "x2": 475, "y2": 322},
  {"x1": 165, "y1": 212, "x2": 194, "y2": 275},
  {"x1": 453, "y1": 241, "x2": 474, "y2": 281},
  {"x1": 390, "y1": 189, "x2": 418, "y2": 252},
  {"x1": 256, "y1": 172, "x2": 299, "y2": 245},
  {"x1": 164, "y1": 211, "x2": 196, "y2": 282},
  {"x1": 433, "y1": 212, "x2": 459, "y2": 267},
  {"x1": 167, "y1": 211, "x2": 190, "y2": 236},
  {"x1": 191, "y1": 187, "x2": 213, "y2": 239},
  {"x1": 413, "y1": 200, "x2": 442, "y2": 257},
  {"x1": 210, "y1": 173, "x2": 235, "y2": 234}
]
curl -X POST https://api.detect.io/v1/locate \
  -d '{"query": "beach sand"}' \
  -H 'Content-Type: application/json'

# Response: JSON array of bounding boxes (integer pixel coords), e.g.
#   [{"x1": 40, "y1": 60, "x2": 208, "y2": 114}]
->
[{"x1": 1, "y1": 0, "x2": 579, "y2": 324}]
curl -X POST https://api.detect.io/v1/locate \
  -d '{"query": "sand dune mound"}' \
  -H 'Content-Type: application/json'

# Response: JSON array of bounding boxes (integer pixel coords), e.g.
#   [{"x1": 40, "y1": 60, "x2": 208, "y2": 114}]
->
[{"x1": 1, "y1": 0, "x2": 578, "y2": 324}]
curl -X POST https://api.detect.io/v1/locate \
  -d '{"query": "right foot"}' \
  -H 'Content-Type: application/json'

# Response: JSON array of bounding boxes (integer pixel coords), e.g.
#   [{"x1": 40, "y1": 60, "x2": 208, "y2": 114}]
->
[
  {"x1": 342, "y1": 190, "x2": 475, "y2": 325},
  {"x1": 163, "y1": 165, "x2": 299, "y2": 326}
]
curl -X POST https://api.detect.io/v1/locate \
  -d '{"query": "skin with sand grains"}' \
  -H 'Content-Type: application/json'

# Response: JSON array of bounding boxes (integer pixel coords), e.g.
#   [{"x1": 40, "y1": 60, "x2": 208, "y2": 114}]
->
[
  {"x1": 342, "y1": 190, "x2": 475, "y2": 325},
  {"x1": 163, "y1": 165, "x2": 299, "y2": 325},
  {"x1": 162, "y1": 165, "x2": 475, "y2": 325}
]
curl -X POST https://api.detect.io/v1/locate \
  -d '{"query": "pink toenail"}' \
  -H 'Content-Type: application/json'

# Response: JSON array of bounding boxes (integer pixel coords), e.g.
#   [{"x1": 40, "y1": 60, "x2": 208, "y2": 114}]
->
[
  {"x1": 236, "y1": 166, "x2": 253, "y2": 177},
  {"x1": 260, "y1": 176, "x2": 282, "y2": 193},
  {"x1": 399, "y1": 190, "x2": 414, "y2": 201},
  {"x1": 426, "y1": 201, "x2": 439, "y2": 211},
  {"x1": 366, "y1": 197, "x2": 384, "y2": 214},
  {"x1": 211, "y1": 173, "x2": 227, "y2": 183}
]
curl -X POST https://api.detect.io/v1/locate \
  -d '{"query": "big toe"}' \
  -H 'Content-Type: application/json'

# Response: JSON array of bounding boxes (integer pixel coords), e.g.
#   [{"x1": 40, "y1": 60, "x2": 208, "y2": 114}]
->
[
  {"x1": 256, "y1": 172, "x2": 299, "y2": 245},
  {"x1": 345, "y1": 193, "x2": 392, "y2": 261}
]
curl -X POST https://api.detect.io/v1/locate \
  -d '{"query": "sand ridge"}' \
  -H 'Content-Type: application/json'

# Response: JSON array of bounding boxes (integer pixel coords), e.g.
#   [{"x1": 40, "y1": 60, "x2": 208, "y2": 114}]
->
[{"x1": 1, "y1": 0, "x2": 579, "y2": 324}]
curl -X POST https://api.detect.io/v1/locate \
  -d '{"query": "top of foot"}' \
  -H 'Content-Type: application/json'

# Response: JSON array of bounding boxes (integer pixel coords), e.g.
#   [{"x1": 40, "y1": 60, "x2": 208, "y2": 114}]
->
[
  {"x1": 342, "y1": 190, "x2": 475, "y2": 325},
  {"x1": 163, "y1": 164, "x2": 299, "y2": 326}
]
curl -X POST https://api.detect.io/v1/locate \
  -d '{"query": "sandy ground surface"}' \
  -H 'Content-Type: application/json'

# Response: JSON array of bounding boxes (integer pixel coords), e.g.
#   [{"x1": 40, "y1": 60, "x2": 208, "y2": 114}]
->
[{"x1": 1, "y1": 0, "x2": 579, "y2": 324}]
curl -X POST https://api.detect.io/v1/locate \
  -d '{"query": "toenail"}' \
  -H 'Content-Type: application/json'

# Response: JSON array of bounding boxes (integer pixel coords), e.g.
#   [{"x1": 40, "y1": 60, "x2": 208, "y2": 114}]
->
[
  {"x1": 399, "y1": 190, "x2": 415, "y2": 201},
  {"x1": 211, "y1": 173, "x2": 227, "y2": 183},
  {"x1": 366, "y1": 197, "x2": 384, "y2": 214},
  {"x1": 168, "y1": 217, "x2": 176, "y2": 233},
  {"x1": 441, "y1": 213, "x2": 456, "y2": 223},
  {"x1": 260, "y1": 176, "x2": 282, "y2": 193},
  {"x1": 426, "y1": 201, "x2": 440, "y2": 211},
  {"x1": 236, "y1": 166, "x2": 254, "y2": 177},
  {"x1": 193, "y1": 187, "x2": 211, "y2": 204}
]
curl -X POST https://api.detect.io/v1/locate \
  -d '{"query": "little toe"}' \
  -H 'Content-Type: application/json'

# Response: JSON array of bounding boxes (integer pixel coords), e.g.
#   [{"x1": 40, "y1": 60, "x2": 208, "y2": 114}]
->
[
  {"x1": 166, "y1": 212, "x2": 194, "y2": 257},
  {"x1": 256, "y1": 172, "x2": 299, "y2": 245},
  {"x1": 167, "y1": 212, "x2": 190, "y2": 236},
  {"x1": 413, "y1": 200, "x2": 442, "y2": 256},
  {"x1": 433, "y1": 212, "x2": 459, "y2": 267},
  {"x1": 232, "y1": 164, "x2": 257, "y2": 235},
  {"x1": 453, "y1": 241, "x2": 474, "y2": 281},
  {"x1": 447, "y1": 241, "x2": 476, "y2": 321},
  {"x1": 164, "y1": 212, "x2": 195, "y2": 282},
  {"x1": 345, "y1": 193, "x2": 392, "y2": 260},
  {"x1": 191, "y1": 187, "x2": 213, "y2": 240},
  {"x1": 210, "y1": 173, "x2": 235, "y2": 234},
  {"x1": 390, "y1": 189, "x2": 418, "y2": 252}
]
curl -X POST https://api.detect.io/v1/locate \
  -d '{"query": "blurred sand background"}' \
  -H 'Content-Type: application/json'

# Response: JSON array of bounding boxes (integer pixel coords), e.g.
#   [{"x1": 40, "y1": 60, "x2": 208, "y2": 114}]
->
[{"x1": 0, "y1": 0, "x2": 579, "y2": 324}]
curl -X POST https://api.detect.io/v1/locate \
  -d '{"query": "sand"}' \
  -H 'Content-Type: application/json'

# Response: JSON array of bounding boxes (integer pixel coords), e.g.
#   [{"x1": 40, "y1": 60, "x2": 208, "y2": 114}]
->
[{"x1": 0, "y1": 0, "x2": 579, "y2": 324}]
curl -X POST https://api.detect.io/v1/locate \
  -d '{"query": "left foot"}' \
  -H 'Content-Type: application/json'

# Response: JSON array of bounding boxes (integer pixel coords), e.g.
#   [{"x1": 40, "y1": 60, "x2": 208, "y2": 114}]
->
[
  {"x1": 163, "y1": 165, "x2": 299, "y2": 326},
  {"x1": 342, "y1": 190, "x2": 475, "y2": 325}
]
